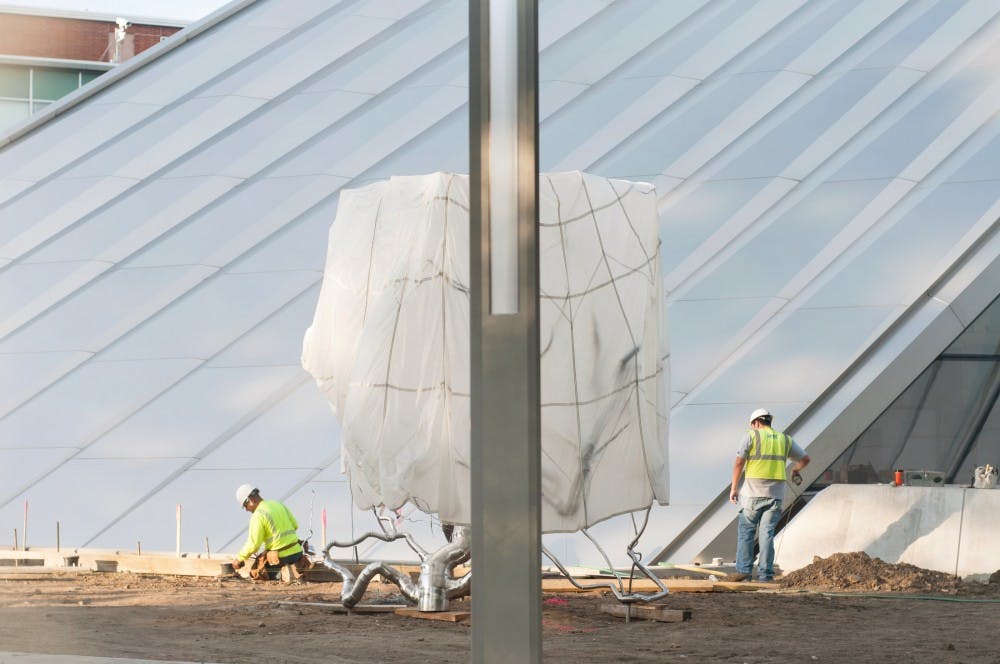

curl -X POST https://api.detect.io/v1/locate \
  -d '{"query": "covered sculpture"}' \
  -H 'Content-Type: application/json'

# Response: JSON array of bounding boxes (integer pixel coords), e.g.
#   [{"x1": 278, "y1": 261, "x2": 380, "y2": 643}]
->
[{"x1": 302, "y1": 171, "x2": 668, "y2": 533}]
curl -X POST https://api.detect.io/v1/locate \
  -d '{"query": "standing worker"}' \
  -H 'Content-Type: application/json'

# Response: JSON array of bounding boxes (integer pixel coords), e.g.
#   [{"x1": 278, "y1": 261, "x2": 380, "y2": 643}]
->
[
  {"x1": 729, "y1": 409, "x2": 809, "y2": 582},
  {"x1": 232, "y1": 484, "x2": 304, "y2": 583}
]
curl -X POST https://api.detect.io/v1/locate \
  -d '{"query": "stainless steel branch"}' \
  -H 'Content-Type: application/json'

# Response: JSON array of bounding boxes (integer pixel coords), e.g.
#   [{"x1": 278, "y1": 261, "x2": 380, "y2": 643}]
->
[
  {"x1": 372, "y1": 507, "x2": 429, "y2": 558},
  {"x1": 418, "y1": 525, "x2": 471, "y2": 610},
  {"x1": 334, "y1": 526, "x2": 429, "y2": 560},
  {"x1": 321, "y1": 525, "x2": 471, "y2": 611},
  {"x1": 542, "y1": 508, "x2": 669, "y2": 604},
  {"x1": 320, "y1": 556, "x2": 418, "y2": 607}
]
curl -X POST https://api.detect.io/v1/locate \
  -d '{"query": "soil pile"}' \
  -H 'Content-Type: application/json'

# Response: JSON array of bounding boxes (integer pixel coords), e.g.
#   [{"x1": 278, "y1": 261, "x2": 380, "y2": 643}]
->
[{"x1": 779, "y1": 551, "x2": 969, "y2": 593}]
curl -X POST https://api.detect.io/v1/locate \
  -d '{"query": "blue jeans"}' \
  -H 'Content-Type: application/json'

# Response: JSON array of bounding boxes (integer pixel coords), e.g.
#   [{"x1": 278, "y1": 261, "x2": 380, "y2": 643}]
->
[{"x1": 736, "y1": 496, "x2": 782, "y2": 580}]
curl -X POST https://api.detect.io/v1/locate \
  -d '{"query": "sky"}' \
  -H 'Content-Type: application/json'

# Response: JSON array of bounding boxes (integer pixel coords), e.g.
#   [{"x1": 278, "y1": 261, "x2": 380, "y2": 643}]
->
[{"x1": 1, "y1": 0, "x2": 229, "y2": 21}]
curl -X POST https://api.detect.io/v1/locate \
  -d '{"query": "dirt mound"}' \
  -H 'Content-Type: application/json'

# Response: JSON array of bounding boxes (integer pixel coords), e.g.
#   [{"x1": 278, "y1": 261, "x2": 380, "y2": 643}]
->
[{"x1": 779, "y1": 552, "x2": 963, "y2": 593}]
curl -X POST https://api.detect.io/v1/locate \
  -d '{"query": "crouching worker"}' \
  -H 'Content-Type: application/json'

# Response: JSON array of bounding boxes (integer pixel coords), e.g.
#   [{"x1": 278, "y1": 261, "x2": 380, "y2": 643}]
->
[{"x1": 232, "y1": 484, "x2": 306, "y2": 583}]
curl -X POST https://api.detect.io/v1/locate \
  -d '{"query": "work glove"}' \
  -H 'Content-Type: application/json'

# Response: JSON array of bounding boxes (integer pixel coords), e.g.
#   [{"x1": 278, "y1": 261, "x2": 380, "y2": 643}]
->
[{"x1": 232, "y1": 558, "x2": 245, "y2": 570}]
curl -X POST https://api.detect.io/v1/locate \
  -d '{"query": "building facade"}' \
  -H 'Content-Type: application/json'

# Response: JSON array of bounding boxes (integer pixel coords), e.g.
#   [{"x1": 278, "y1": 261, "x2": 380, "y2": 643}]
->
[{"x1": 0, "y1": 6, "x2": 183, "y2": 133}]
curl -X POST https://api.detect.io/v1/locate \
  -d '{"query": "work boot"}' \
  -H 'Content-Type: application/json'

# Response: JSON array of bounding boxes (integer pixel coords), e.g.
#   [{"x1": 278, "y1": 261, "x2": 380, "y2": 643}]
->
[{"x1": 279, "y1": 564, "x2": 303, "y2": 585}]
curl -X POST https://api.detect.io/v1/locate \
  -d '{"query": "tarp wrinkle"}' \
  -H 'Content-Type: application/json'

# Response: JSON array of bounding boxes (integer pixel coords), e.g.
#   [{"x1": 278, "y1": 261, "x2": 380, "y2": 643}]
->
[{"x1": 302, "y1": 171, "x2": 669, "y2": 532}]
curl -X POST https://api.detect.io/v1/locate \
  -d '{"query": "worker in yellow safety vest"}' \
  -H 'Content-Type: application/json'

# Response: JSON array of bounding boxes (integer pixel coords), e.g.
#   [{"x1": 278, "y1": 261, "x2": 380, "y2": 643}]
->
[
  {"x1": 231, "y1": 484, "x2": 305, "y2": 583},
  {"x1": 729, "y1": 409, "x2": 809, "y2": 583}
]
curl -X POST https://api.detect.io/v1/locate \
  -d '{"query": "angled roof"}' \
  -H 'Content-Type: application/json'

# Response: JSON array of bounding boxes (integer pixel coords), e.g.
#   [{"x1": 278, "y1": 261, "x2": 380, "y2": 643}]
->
[
  {"x1": 0, "y1": 3, "x2": 190, "y2": 27},
  {"x1": 1, "y1": 0, "x2": 998, "y2": 565}
]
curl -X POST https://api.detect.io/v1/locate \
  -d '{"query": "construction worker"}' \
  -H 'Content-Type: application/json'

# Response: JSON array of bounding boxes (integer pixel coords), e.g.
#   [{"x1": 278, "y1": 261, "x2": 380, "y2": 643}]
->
[
  {"x1": 729, "y1": 408, "x2": 809, "y2": 582},
  {"x1": 232, "y1": 484, "x2": 304, "y2": 583}
]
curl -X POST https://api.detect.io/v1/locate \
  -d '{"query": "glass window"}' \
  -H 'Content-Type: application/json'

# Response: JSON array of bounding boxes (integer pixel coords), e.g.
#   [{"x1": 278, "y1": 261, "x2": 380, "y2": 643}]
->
[
  {"x1": 812, "y1": 294, "x2": 1000, "y2": 489},
  {"x1": 962, "y1": 401, "x2": 1000, "y2": 480},
  {"x1": 0, "y1": 66, "x2": 29, "y2": 98},
  {"x1": 0, "y1": 66, "x2": 99, "y2": 133},
  {"x1": 0, "y1": 99, "x2": 30, "y2": 128},
  {"x1": 33, "y1": 68, "x2": 80, "y2": 101},
  {"x1": 944, "y1": 298, "x2": 1000, "y2": 356}
]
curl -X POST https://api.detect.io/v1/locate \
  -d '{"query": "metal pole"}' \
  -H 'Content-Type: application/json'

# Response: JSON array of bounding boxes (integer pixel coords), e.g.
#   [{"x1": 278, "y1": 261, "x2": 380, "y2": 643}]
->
[{"x1": 470, "y1": 1, "x2": 541, "y2": 662}]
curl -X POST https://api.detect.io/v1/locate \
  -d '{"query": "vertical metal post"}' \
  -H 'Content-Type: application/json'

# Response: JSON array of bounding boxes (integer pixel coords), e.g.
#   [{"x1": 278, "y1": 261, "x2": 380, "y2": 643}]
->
[{"x1": 470, "y1": 0, "x2": 541, "y2": 662}]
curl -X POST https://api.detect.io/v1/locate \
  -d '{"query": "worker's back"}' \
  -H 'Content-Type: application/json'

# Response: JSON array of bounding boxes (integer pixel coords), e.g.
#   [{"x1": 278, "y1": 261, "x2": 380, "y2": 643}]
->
[
  {"x1": 745, "y1": 428, "x2": 792, "y2": 480},
  {"x1": 251, "y1": 500, "x2": 301, "y2": 554}
]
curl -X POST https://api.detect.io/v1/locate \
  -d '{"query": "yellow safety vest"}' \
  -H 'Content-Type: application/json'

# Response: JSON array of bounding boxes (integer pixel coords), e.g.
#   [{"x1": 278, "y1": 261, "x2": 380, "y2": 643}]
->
[
  {"x1": 744, "y1": 428, "x2": 792, "y2": 481},
  {"x1": 238, "y1": 499, "x2": 302, "y2": 560}
]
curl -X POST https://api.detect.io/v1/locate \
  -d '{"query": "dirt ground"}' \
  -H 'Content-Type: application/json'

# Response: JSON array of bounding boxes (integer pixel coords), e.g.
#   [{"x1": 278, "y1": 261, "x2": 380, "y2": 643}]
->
[{"x1": 2, "y1": 553, "x2": 1000, "y2": 663}]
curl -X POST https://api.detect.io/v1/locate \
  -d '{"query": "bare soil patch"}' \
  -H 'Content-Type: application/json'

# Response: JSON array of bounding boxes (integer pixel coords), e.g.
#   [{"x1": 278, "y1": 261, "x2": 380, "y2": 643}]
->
[
  {"x1": 1, "y1": 561, "x2": 999, "y2": 663},
  {"x1": 779, "y1": 551, "x2": 1000, "y2": 595}
]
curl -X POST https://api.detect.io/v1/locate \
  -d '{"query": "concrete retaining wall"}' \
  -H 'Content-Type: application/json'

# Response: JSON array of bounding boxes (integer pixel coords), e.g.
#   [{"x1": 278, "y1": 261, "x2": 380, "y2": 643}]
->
[
  {"x1": 0, "y1": 548, "x2": 226, "y2": 575},
  {"x1": 774, "y1": 484, "x2": 1000, "y2": 578}
]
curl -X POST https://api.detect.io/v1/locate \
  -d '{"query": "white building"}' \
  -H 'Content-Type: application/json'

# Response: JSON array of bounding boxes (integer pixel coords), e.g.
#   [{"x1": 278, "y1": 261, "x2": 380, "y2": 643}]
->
[{"x1": 1, "y1": 0, "x2": 998, "y2": 566}]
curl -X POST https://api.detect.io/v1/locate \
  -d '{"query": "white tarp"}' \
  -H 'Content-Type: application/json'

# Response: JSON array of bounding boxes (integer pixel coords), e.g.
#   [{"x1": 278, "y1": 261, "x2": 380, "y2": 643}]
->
[{"x1": 302, "y1": 171, "x2": 668, "y2": 532}]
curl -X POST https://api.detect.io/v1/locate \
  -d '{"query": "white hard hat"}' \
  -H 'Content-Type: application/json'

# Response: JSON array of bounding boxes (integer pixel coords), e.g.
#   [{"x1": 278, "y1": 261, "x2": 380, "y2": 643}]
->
[
  {"x1": 749, "y1": 408, "x2": 772, "y2": 423},
  {"x1": 235, "y1": 483, "x2": 257, "y2": 507}
]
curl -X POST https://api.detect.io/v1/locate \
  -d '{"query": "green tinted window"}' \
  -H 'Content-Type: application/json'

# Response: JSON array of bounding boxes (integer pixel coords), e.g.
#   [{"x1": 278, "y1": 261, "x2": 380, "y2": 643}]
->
[
  {"x1": 0, "y1": 66, "x2": 30, "y2": 98},
  {"x1": 33, "y1": 69, "x2": 79, "y2": 101},
  {"x1": 81, "y1": 71, "x2": 102, "y2": 86},
  {"x1": 0, "y1": 100, "x2": 30, "y2": 127}
]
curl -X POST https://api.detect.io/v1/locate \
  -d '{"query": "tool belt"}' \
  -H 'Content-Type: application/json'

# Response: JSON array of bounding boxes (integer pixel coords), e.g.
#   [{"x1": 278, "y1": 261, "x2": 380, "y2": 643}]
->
[
  {"x1": 248, "y1": 541, "x2": 311, "y2": 580},
  {"x1": 264, "y1": 540, "x2": 301, "y2": 566},
  {"x1": 249, "y1": 554, "x2": 270, "y2": 580}
]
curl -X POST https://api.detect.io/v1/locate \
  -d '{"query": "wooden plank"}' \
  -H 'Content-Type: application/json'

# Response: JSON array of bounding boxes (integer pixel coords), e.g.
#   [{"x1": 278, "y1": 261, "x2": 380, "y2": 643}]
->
[
  {"x1": 663, "y1": 579, "x2": 722, "y2": 592},
  {"x1": 541, "y1": 577, "x2": 772, "y2": 593},
  {"x1": 540, "y1": 579, "x2": 609, "y2": 594},
  {"x1": 395, "y1": 608, "x2": 471, "y2": 623},
  {"x1": 541, "y1": 578, "x2": 668, "y2": 593},
  {"x1": 279, "y1": 601, "x2": 406, "y2": 614},
  {"x1": 0, "y1": 566, "x2": 83, "y2": 574},
  {"x1": 670, "y1": 564, "x2": 730, "y2": 577},
  {"x1": 541, "y1": 578, "x2": 715, "y2": 593},
  {"x1": 114, "y1": 554, "x2": 230, "y2": 577},
  {"x1": 600, "y1": 603, "x2": 691, "y2": 623},
  {"x1": 714, "y1": 581, "x2": 779, "y2": 591},
  {"x1": 0, "y1": 568, "x2": 93, "y2": 581}
]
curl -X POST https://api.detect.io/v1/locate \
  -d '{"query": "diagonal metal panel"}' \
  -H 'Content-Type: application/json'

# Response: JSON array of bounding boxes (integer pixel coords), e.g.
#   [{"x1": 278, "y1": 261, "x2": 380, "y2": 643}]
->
[{"x1": 0, "y1": 0, "x2": 998, "y2": 566}]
